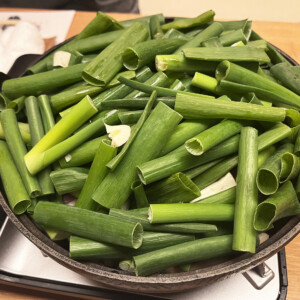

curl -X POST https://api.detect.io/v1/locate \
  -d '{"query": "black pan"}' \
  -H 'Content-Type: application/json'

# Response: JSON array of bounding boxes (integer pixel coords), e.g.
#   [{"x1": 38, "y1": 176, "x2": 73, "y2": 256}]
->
[{"x1": 0, "y1": 37, "x2": 299, "y2": 294}]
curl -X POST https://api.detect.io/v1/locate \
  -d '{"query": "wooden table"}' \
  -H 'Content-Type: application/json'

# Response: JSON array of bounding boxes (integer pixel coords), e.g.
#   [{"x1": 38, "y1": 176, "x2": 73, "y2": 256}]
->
[{"x1": 0, "y1": 9, "x2": 300, "y2": 300}]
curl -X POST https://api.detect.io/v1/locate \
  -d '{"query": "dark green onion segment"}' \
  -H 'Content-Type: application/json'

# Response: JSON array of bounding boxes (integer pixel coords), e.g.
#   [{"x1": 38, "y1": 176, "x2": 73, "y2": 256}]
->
[
  {"x1": 33, "y1": 201, "x2": 143, "y2": 249},
  {"x1": 0, "y1": 141, "x2": 31, "y2": 214}
]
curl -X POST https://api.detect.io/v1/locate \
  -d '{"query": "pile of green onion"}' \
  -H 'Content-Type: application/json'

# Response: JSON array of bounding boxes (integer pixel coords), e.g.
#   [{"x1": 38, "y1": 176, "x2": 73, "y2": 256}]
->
[{"x1": 1, "y1": 10, "x2": 300, "y2": 277}]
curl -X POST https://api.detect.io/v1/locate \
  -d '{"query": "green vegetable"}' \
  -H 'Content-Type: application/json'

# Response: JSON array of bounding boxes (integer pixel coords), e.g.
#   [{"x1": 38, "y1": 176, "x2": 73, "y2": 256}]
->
[
  {"x1": 33, "y1": 201, "x2": 143, "y2": 249},
  {"x1": 0, "y1": 141, "x2": 31, "y2": 214},
  {"x1": 232, "y1": 127, "x2": 258, "y2": 253}
]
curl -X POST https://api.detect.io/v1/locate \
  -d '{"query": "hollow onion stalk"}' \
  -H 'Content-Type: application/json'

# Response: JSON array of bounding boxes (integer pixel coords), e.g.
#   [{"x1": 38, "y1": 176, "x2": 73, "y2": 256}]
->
[
  {"x1": 33, "y1": 201, "x2": 143, "y2": 249},
  {"x1": 75, "y1": 140, "x2": 117, "y2": 210},
  {"x1": 0, "y1": 141, "x2": 31, "y2": 214},
  {"x1": 185, "y1": 120, "x2": 243, "y2": 156},
  {"x1": 253, "y1": 181, "x2": 299, "y2": 231},
  {"x1": 2, "y1": 63, "x2": 88, "y2": 99},
  {"x1": 183, "y1": 47, "x2": 270, "y2": 63},
  {"x1": 232, "y1": 127, "x2": 258, "y2": 253},
  {"x1": 256, "y1": 143, "x2": 294, "y2": 195},
  {"x1": 50, "y1": 167, "x2": 88, "y2": 195},
  {"x1": 149, "y1": 203, "x2": 234, "y2": 223},
  {"x1": 70, "y1": 231, "x2": 194, "y2": 261},
  {"x1": 174, "y1": 93, "x2": 286, "y2": 122}
]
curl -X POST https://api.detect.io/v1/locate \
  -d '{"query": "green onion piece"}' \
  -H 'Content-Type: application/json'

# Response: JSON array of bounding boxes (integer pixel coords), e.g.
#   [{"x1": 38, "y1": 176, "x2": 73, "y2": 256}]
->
[
  {"x1": 132, "y1": 181, "x2": 149, "y2": 208},
  {"x1": 253, "y1": 181, "x2": 299, "y2": 231},
  {"x1": 149, "y1": 203, "x2": 234, "y2": 223},
  {"x1": 219, "y1": 29, "x2": 247, "y2": 46},
  {"x1": 24, "y1": 96, "x2": 98, "y2": 175},
  {"x1": 250, "y1": 30, "x2": 292, "y2": 65},
  {"x1": 92, "y1": 102, "x2": 182, "y2": 209},
  {"x1": 3, "y1": 63, "x2": 87, "y2": 99},
  {"x1": 184, "y1": 159, "x2": 223, "y2": 179},
  {"x1": 133, "y1": 235, "x2": 233, "y2": 277},
  {"x1": 0, "y1": 121, "x2": 30, "y2": 145},
  {"x1": 156, "y1": 54, "x2": 217, "y2": 74},
  {"x1": 150, "y1": 15, "x2": 164, "y2": 39},
  {"x1": 0, "y1": 109, "x2": 40, "y2": 197},
  {"x1": 50, "y1": 167, "x2": 88, "y2": 195},
  {"x1": 219, "y1": 19, "x2": 248, "y2": 31},
  {"x1": 185, "y1": 120, "x2": 243, "y2": 156},
  {"x1": 202, "y1": 37, "x2": 222, "y2": 47},
  {"x1": 68, "y1": 30, "x2": 124, "y2": 54},
  {"x1": 161, "y1": 120, "x2": 216, "y2": 156},
  {"x1": 58, "y1": 136, "x2": 106, "y2": 168},
  {"x1": 101, "y1": 97, "x2": 175, "y2": 110},
  {"x1": 161, "y1": 10, "x2": 214, "y2": 31},
  {"x1": 163, "y1": 28, "x2": 191, "y2": 41},
  {"x1": 107, "y1": 91, "x2": 157, "y2": 170},
  {"x1": 256, "y1": 143, "x2": 294, "y2": 195},
  {"x1": 123, "y1": 39, "x2": 186, "y2": 70},
  {"x1": 175, "y1": 93, "x2": 286, "y2": 122},
  {"x1": 0, "y1": 141, "x2": 31, "y2": 214},
  {"x1": 37, "y1": 95, "x2": 55, "y2": 133},
  {"x1": 109, "y1": 208, "x2": 217, "y2": 234},
  {"x1": 0, "y1": 92, "x2": 10, "y2": 110},
  {"x1": 196, "y1": 186, "x2": 236, "y2": 204},
  {"x1": 285, "y1": 109, "x2": 300, "y2": 128},
  {"x1": 183, "y1": 47, "x2": 270, "y2": 63},
  {"x1": 232, "y1": 127, "x2": 258, "y2": 253},
  {"x1": 33, "y1": 201, "x2": 143, "y2": 249},
  {"x1": 118, "y1": 110, "x2": 142, "y2": 125},
  {"x1": 280, "y1": 152, "x2": 300, "y2": 183},
  {"x1": 217, "y1": 80, "x2": 292, "y2": 109},
  {"x1": 193, "y1": 156, "x2": 238, "y2": 191},
  {"x1": 6, "y1": 96, "x2": 25, "y2": 113},
  {"x1": 76, "y1": 139, "x2": 117, "y2": 210},
  {"x1": 191, "y1": 72, "x2": 219, "y2": 93},
  {"x1": 25, "y1": 96, "x2": 54, "y2": 195},
  {"x1": 82, "y1": 22, "x2": 149, "y2": 86},
  {"x1": 174, "y1": 22, "x2": 223, "y2": 54},
  {"x1": 144, "y1": 172, "x2": 200, "y2": 204},
  {"x1": 270, "y1": 62, "x2": 300, "y2": 95},
  {"x1": 70, "y1": 231, "x2": 194, "y2": 261},
  {"x1": 216, "y1": 61, "x2": 300, "y2": 108},
  {"x1": 125, "y1": 71, "x2": 170, "y2": 99}
]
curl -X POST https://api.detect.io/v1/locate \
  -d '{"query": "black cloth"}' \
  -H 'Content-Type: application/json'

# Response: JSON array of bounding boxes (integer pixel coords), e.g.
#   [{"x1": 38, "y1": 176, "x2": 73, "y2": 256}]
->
[{"x1": 0, "y1": 0, "x2": 139, "y2": 13}]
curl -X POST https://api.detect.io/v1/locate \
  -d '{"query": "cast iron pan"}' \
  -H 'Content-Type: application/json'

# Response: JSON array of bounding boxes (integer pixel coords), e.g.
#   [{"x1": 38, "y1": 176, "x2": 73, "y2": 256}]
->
[{"x1": 0, "y1": 33, "x2": 300, "y2": 294}]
